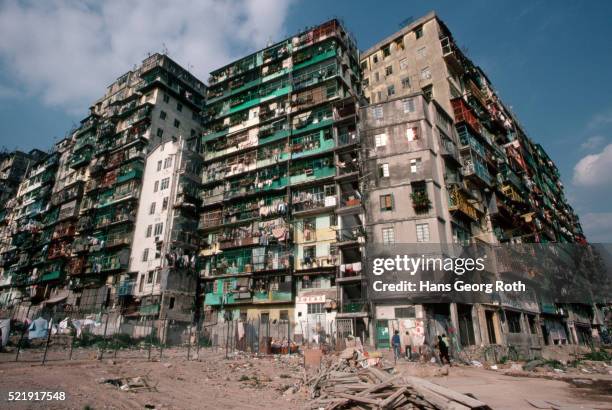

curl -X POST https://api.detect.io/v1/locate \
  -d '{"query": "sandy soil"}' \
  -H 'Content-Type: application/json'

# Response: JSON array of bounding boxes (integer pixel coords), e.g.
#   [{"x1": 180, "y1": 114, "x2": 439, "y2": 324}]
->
[{"x1": 0, "y1": 349, "x2": 611, "y2": 409}]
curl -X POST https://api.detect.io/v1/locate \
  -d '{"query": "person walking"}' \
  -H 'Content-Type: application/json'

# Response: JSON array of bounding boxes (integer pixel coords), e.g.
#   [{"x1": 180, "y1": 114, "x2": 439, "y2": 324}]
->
[
  {"x1": 392, "y1": 330, "x2": 401, "y2": 361},
  {"x1": 437, "y1": 335, "x2": 451, "y2": 366}
]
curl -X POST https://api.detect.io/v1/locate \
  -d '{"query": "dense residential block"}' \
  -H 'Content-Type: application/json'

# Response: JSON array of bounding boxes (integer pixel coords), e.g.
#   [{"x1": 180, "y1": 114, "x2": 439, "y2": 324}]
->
[
  {"x1": 198, "y1": 19, "x2": 366, "y2": 341},
  {"x1": 0, "y1": 13, "x2": 604, "y2": 354}
]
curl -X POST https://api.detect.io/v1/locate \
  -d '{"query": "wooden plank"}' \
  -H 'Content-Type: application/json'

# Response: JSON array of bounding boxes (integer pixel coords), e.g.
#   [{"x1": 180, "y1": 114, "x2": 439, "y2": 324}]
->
[
  {"x1": 380, "y1": 387, "x2": 408, "y2": 408},
  {"x1": 403, "y1": 376, "x2": 489, "y2": 409},
  {"x1": 337, "y1": 392, "x2": 383, "y2": 406}
]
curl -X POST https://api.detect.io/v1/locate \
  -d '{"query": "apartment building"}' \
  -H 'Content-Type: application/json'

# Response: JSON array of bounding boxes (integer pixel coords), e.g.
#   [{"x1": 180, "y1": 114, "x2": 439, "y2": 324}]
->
[
  {"x1": 198, "y1": 19, "x2": 366, "y2": 341},
  {"x1": 0, "y1": 54, "x2": 205, "y2": 330},
  {"x1": 130, "y1": 136, "x2": 203, "y2": 327},
  {"x1": 360, "y1": 12, "x2": 586, "y2": 355},
  {"x1": 0, "y1": 151, "x2": 60, "y2": 310}
]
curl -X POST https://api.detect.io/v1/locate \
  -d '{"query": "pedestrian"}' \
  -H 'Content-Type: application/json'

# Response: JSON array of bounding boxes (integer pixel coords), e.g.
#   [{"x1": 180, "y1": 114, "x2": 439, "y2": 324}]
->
[
  {"x1": 437, "y1": 335, "x2": 451, "y2": 366},
  {"x1": 392, "y1": 330, "x2": 401, "y2": 360}
]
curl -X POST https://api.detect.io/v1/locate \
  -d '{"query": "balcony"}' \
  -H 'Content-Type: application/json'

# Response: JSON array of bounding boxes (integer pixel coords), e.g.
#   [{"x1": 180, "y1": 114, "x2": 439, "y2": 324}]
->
[
  {"x1": 440, "y1": 36, "x2": 464, "y2": 74},
  {"x1": 117, "y1": 280, "x2": 135, "y2": 296},
  {"x1": 292, "y1": 61, "x2": 338, "y2": 91},
  {"x1": 116, "y1": 167, "x2": 143, "y2": 184},
  {"x1": 68, "y1": 257, "x2": 86, "y2": 276},
  {"x1": 69, "y1": 151, "x2": 93, "y2": 169},
  {"x1": 452, "y1": 98, "x2": 481, "y2": 134},
  {"x1": 448, "y1": 186, "x2": 479, "y2": 221},
  {"x1": 199, "y1": 211, "x2": 223, "y2": 230},
  {"x1": 297, "y1": 255, "x2": 338, "y2": 271},
  {"x1": 252, "y1": 288, "x2": 292, "y2": 303},
  {"x1": 338, "y1": 193, "x2": 362, "y2": 212},
  {"x1": 440, "y1": 138, "x2": 460, "y2": 163},
  {"x1": 204, "y1": 293, "x2": 223, "y2": 306},
  {"x1": 337, "y1": 131, "x2": 359, "y2": 147},
  {"x1": 97, "y1": 186, "x2": 140, "y2": 208},
  {"x1": 48, "y1": 241, "x2": 71, "y2": 259},
  {"x1": 52, "y1": 223, "x2": 76, "y2": 240},
  {"x1": 292, "y1": 192, "x2": 336, "y2": 215},
  {"x1": 462, "y1": 160, "x2": 492, "y2": 186},
  {"x1": 289, "y1": 160, "x2": 335, "y2": 185}
]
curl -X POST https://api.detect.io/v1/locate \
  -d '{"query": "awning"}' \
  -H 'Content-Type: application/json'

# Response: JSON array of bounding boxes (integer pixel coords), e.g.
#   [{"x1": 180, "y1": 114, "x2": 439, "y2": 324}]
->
[{"x1": 43, "y1": 293, "x2": 68, "y2": 305}]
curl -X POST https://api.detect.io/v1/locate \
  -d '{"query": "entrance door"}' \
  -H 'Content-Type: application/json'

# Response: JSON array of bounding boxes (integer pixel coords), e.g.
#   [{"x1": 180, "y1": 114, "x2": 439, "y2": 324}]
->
[
  {"x1": 376, "y1": 320, "x2": 390, "y2": 348},
  {"x1": 485, "y1": 310, "x2": 497, "y2": 344}
]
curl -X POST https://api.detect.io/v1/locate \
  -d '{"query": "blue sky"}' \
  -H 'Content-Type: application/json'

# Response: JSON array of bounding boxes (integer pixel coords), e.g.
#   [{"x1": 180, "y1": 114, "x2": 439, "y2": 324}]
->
[{"x1": 0, "y1": 0, "x2": 611, "y2": 241}]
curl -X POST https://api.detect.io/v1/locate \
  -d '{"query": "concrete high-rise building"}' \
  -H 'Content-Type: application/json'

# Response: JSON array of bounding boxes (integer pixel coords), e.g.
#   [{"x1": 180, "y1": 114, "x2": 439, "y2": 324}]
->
[
  {"x1": 359, "y1": 12, "x2": 585, "y2": 354},
  {"x1": 0, "y1": 54, "x2": 206, "y2": 328},
  {"x1": 198, "y1": 19, "x2": 366, "y2": 341}
]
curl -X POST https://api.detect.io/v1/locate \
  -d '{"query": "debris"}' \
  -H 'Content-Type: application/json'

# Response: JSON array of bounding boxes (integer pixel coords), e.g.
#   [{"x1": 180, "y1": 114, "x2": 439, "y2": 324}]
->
[
  {"x1": 307, "y1": 351, "x2": 491, "y2": 409},
  {"x1": 100, "y1": 375, "x2": 157, "y2": 392},
  {"x1": 470, "y1": 360, "x2": 483, "y2": 368}
]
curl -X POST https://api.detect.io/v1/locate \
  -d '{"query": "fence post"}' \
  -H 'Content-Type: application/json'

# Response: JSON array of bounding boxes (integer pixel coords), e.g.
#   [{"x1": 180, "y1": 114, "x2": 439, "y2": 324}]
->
[
  {"x1": 195, "y1": 318, "x2": 201, "y2": 360},
  {"x1": 41, "y1": 318, "x2": 53, "y2": 366},
  {"x1": 287, "y1": 319, "x2": 291, "y2": 355},
  {"x1": 159, "y1": 319, "x2": 166, "y2": 361},
  {"x1": 224, "y1": 320, "x2": 229, "y2": 359},
  {"x1": 68, "y1": 334, "x2": 75, "y2": 360},
  {"x1": 147, "y1": 316, "x2": 153, "y2": 361},
  {"x1": 14, "y1": 305, "x2": 31, "y2": 362},
  {"x1": 99, "y1": 313, "x2": 110, "y2": 360}
]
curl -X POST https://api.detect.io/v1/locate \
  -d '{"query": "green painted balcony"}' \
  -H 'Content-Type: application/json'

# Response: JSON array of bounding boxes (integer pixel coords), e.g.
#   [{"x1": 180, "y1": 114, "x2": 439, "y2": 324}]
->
[
  {"x1": 139, "y1": 303, "x2": 160, "y2": 316},
  {"x1": 204, "y1": 293, "x2": 222, "y2": 306}
]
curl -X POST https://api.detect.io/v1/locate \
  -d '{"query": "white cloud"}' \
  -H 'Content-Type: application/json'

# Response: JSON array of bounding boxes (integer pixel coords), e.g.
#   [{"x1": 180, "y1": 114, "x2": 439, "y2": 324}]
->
[
  {"x1": 580, "y1": 135, "x2": 606, "y2": 151},
  {"x1": 0, "y1": 0, "x2": 294, "y2": 113},
  {"x1": 587, "y1": 108, "x2": 612, "y2": 130},
  {"x1": 579, "y1": 212, "x2": 612, "y2": 243},
  {"x1": 573, "y1": 143, "x2": 612, "y2": 187}
]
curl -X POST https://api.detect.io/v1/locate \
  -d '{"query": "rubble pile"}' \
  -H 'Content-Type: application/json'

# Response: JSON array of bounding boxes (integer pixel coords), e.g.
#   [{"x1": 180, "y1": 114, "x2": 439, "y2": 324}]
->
[{"x1": 307, "y1": 348, "x2": 491, "y2": 410}]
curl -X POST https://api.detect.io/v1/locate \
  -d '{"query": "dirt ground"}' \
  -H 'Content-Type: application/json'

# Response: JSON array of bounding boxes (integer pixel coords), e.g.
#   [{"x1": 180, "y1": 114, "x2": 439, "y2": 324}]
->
[{"x1": 0, "y1": 349, "x2": 611, "y2": 409}]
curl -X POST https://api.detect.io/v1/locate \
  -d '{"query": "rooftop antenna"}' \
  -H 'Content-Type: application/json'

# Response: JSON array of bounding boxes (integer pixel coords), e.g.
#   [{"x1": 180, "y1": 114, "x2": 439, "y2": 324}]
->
[
  {"x1": 398, "y1": 16, "x2": 414, "y2": 28},
  {"x1": 162, "y1": 43, "x2": 169, "y2": 56}
]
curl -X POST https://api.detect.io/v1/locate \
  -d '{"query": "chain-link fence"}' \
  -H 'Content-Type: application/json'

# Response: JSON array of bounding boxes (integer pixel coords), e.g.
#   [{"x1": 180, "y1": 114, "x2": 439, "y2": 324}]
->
[{"x1": 0, "y1": 304, "x2": 200, "y2": 364}]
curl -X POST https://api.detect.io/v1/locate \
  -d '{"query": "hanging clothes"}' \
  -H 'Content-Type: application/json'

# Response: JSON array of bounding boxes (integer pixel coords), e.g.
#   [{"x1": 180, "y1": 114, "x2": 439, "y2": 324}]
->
[{"x1": 28, "y1": 317, "x2": 49, "y2": 340}]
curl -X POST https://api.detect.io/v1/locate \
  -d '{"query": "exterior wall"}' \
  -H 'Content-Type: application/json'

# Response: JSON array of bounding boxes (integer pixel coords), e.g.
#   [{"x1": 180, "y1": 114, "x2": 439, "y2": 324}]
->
[{"x1": 130, "y1": 140, "x2": 179, "y2": 296}]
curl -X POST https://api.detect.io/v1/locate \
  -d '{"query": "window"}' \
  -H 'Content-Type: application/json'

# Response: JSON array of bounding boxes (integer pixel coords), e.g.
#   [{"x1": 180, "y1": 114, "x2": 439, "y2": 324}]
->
[
  {"x1": 360, "y1": 61, "x2": 368, "y2": 71},
  {"x1": 374, "y1": 133, "x2": 387, "y2": 147},
  {"x1": 382, "y1": 227, "x2": 395, "y2": 244},
  {"x1": 423, "y1": 85, "x2": 434, "y2": 100},
  {"x1": 415, "y1": 26, "x2": 423, "y2": 39},
  {"x1": 403, "y1": 98, "x2": 415, "y2": 113},
  {"x1": 302, "y1": 276, "x2": 322, "y2": 289},
  {"x1": 372, "y1": 106, "x2": 383, "y2": 119},
  {"x1": 421, "y1": 67, "x2": 432, "y2": 80},
  {"x1": 169, "y1": 297, "x2": 175, "y2": 309},
  {"x1": 177, "y1": 102, "x2": 183, "y2": 112},
  {"x1": 376, "y1": 91, "x2": 382, "y2": 102},
  {"x1": 279, "y1": 310, "x2": 289, "y2": 321},
  {"x1": 162, "y1": 197, "x2": 169, "y2": 210},
  {"x1": 373, "y1": 54, "x2": 379, "y2": 64},
  {"x1": 385, "y1": 65, "x2": 393, "y2": 76},
  {"x1": 147, "y1": 270, "x2": 154, "y2": 283},
  {"x1": 506, "y1": 311, "x2": 522, "y2": 333},
  {"x1": 379, "y1": 163, "x2": 390, "y2": 178},
  {"x1": 154, "y1": 223, "x2": 163, "y2": 236},
  {"x1": 387, "y1": 85, "x2": 395, "y2": 96},
  {"x1": 307, "y1": 303, "x2": 325, "y2": 314},
  {"x1": 406, "y1": 127, "x2": 419, "y2": 141},
  {"x1": 154, "y1": 180, "x2": 159, "y2": 192},
  {"x1": 374, "y1": 72, "x2": 380, "y2": 82},
  {"x1": 142, "y1": 248, "x2": 149, "y2": 262},
  {"x1": 363, "y1": 78, "x2": 369, "y2": 87},
  {"x1": 395, "y1": 307, "x2": 416, "y2": 318},
  {"x1": 163, "y1": 94, "x2": 170, "y2": 103},
  {"x1": 399, "y1": 58, "x2": 408, "y2": 70},
  {"x1": 159, "y1": 111, "x2": 167, "y2": 120},
  {"x1": 149, "y1": 202, "x2": 156, "y2": 215},
  {"x1": 380, "y1": 194, "x2": 394, "y2": 211},
  {"x1": 401, "y1": 77, "x2": 410, "y2": 89},
  {"x1": 416, "y1": 223, "x2": 430, "y2": 242},
  {"x1": 382, "y1": 45, "x2": 391, "y2": 57},
  {"x1": 417, "y1": 46, "x2": 427, "y2": 59},
  {"x1": 164, "y1": 157, "x2": 172, "y2": 169},
  {"x1": 160, "y1": 177, "x2": 170, "y2": 190},
  {"x1": 174, "y1": 119, "x2": 180, "y2": 128},
  {"x1": 156, "y1": 128, "x2": 164, "y2": 138},
  {"x1": 410, "y1": 158, "x2": 422, "y2": 174},
  {"x1": 157, "y1": 160, "x2": 162, "y2": 171},
  {"x1": 146, "y1": 225, "x2": 152, "y2": 238}
]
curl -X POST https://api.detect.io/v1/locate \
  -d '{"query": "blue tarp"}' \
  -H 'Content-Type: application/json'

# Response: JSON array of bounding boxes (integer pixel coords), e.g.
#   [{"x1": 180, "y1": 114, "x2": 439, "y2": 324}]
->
[{"x1": 28, "y1": 317, "x2": 49, "y2": 340}]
